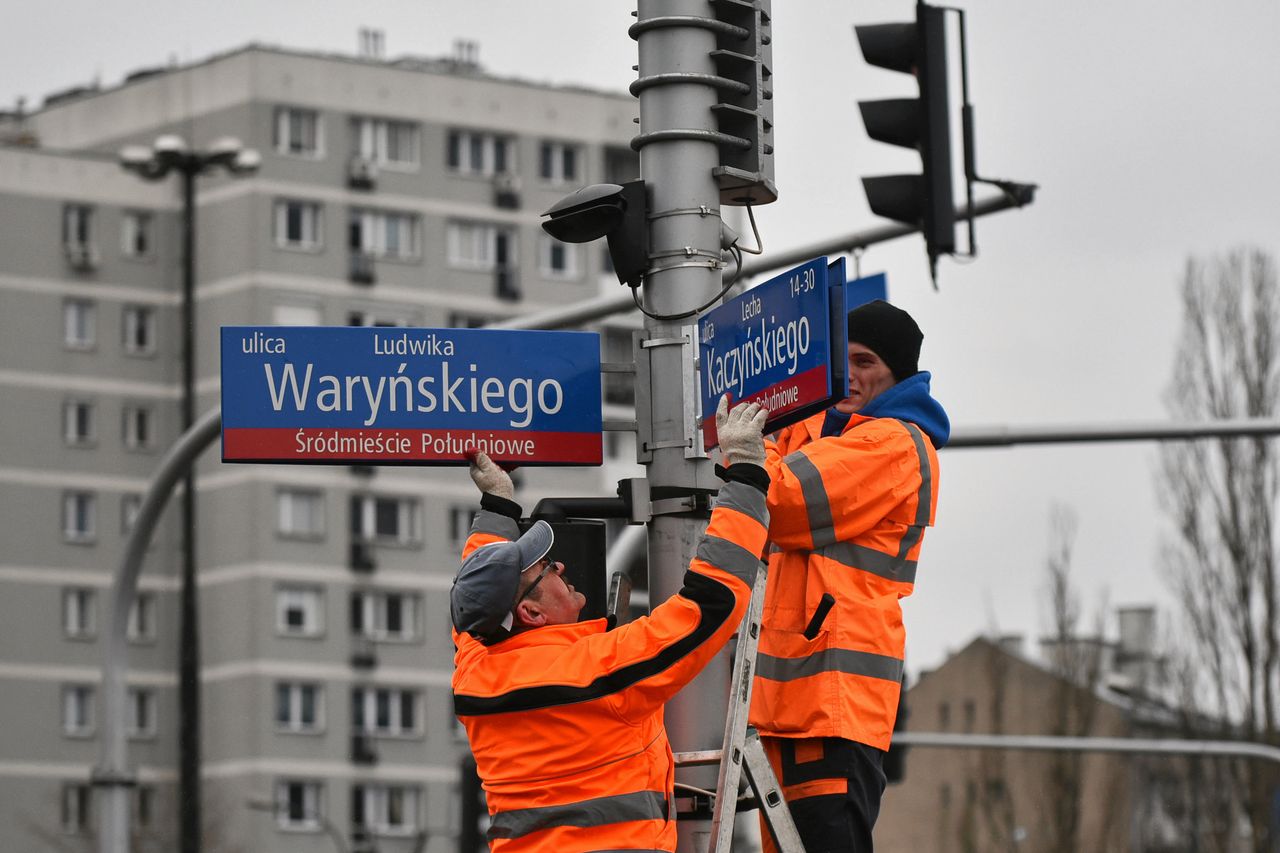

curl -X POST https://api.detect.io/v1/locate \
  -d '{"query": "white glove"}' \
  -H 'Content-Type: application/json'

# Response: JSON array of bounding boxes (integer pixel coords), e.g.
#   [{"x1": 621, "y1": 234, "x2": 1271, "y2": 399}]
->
[
  {"x1": 468, "y1": 451, "x2": 514, "y2": 499},
  {"x1": 716, "y1": 395, "x2": 768, "y2": 467}
]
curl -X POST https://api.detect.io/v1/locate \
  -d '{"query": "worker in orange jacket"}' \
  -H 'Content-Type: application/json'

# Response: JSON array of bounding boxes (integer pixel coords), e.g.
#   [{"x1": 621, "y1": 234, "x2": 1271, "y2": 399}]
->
[
  {"x1": 749, "y1": 299, "x2": 950, "y2": 853},
  {"x1": 451, "y1": 398, "x2": 769, "y2": 852}
]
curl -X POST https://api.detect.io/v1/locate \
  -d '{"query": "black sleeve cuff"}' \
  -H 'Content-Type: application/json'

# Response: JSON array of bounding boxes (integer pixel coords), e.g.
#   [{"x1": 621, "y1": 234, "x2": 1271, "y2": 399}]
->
[
  {"x1": 480, "y1": 492, "x2": 523, "y2": 521},
  {"x1": 715, "y1": 462, "x2": 769, "y2": 495}
]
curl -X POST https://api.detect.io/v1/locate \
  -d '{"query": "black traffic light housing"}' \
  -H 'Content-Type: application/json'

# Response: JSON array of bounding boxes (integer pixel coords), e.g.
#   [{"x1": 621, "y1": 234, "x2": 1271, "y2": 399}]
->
[
  {"x1": 856, "y1": 1, "x2": 955, "y2": 280},
  {"x1": 708, "y1": 0, "x2": 777, "y2": 206}
]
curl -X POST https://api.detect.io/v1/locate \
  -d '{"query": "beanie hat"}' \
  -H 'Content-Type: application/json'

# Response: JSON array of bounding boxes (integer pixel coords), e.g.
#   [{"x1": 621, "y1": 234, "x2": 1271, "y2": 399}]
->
[{"x1": 846, "y1": 300, "x2": 923, "y2": 382}]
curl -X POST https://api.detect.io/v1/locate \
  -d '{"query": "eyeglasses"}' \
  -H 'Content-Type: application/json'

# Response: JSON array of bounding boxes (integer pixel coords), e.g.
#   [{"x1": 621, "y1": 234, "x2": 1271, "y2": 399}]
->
[{"x1": 516, "y1": 558, "x2": 558, "y2": 604}]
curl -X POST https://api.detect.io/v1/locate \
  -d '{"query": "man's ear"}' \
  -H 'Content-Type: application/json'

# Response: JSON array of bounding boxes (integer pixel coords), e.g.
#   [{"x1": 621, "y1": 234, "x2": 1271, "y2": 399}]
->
[{"x1": 513, "y1": 599, "x2": 546, "y2": 628}]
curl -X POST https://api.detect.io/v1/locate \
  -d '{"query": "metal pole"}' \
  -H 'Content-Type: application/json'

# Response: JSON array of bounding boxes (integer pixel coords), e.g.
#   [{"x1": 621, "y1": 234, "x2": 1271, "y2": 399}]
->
[
  {"x1": 493, "y1": 189, "x2": 1034, "y2": 333},
  {"x1": 178, "y1": 164, "x2": 203, "y2": 853},
  {"x1": 947, "y1": 418, "x2": 1280, "y2": 448},
  {"x1": 96, "y1": 408, "x2": 223, "y2": 853},
  {"x1": 631, "y1": 4, "x2": 728, "y2": 849},
  {"x1": 894, "y1": 731, "x2": 1280, "y2": 766}
]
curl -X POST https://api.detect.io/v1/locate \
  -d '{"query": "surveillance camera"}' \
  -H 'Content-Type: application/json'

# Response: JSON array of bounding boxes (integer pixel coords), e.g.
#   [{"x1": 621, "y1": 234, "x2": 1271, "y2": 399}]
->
[
  {"x1": 540, "y1": 183, "x2": 628, "y2": 243},
  {"x1": 541, "y1": 180, "x2": 650, "y2": 287}
]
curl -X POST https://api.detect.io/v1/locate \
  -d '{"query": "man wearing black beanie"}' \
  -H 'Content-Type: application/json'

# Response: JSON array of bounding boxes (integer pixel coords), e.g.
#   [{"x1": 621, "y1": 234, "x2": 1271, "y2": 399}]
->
[{"x1": 750, "y1": 299, "x2": 950, "y2": 853}]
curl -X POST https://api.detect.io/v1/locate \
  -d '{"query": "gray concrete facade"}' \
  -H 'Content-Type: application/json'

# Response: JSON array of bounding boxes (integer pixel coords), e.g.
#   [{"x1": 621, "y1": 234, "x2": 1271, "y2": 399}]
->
[{"x1": 1, "y1": 44, "x2": 639, "y2": 853}]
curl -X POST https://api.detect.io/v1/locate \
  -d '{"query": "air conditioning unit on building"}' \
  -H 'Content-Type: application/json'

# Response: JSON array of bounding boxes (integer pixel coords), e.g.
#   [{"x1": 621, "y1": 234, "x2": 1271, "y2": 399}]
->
[
  {"x1": 64, "y1": 242, "x2": 100, "y2": 272},
  {"x1": 493, "y1": 172, "x2": 522, "y2": 209},
  {"x1": 347, "y1": 156, "x2": 378, "y2": 190},
  {"x1": 350, "y1": 636, "x2": 378, "y2": 670}
]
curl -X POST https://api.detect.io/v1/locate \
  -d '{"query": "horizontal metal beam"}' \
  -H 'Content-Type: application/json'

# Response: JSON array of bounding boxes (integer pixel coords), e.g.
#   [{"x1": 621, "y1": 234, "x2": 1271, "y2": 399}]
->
[
  {"x1": 949, "y1": 418, "x2": 1280, "y2": 449},
  {"x1": 896, "y1": 731, "x2": 1280, "y2": 767},
  {"x1": 494, "y1": 190, "x2": 1034, "y2": 332}
]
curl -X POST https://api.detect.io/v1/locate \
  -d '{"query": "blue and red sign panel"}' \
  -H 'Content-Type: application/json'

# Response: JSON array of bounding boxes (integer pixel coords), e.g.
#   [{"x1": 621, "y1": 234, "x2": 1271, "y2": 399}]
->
[
  {"x1": 698, "y1": 257, "x2": 849, "y2": 449},
  {"x1": 220, "y1": 326, "x2": 603, "y2": 465}
]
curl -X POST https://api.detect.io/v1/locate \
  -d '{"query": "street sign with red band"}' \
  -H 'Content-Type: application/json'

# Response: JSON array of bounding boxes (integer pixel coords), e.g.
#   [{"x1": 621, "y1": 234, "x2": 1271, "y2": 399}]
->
[{"x1": 220, "y1": 326, "x2": 603, "y2": 465}]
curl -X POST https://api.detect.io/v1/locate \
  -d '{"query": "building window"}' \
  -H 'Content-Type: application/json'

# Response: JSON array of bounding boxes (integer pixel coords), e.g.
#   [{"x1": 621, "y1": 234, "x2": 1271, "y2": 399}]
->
[
  {"x1": 938, "y1": 701, "x2": 950, "y2": 730},
  {"x1": 351, "y1": 590, "x2": 421, "y2": 641},
  {"x1": 63, "y1": 203, "x2": 94, "y2": 248},
  {"x1": 122, "y1": 404, "x2": 154, "y2": 451},
  {"x1": 449, "y1": 505, "x2": 477, "y2": 547},
  {"x1": 121, "y1": 211, "x2": 154, "y2": 258},
  {"x1": 538, "y1": 141, "x2": 580, "y2": 183},
  {"x1": 128, "y1": 592, "x2": 156, "y2": 642},
  {"x1": 63, "y1": 685, "x2": 95, "y2": 736},
  {"x1": 539, "y1": 234, "x2": 579, "y2": 279},
  {"x1": 351, "y1": 117, "x2": 419, "y2": 168},
  {"x1": 352, "y1": 784, "x2": 419, "y2": 836},
  {"x1": 963, "y1": 699, "x2": 976, "y2": 732},
  {"x1": 448, "y1": 312, "x2": 490, "y2": 329},
  {"x1": 62, "y1": 783, "x2": 92, "y2": 834},
  {"x1": 274, "y1": 200, "x2": 324, "y2": 250},
  {"x1": 63, "y1": 491, "x2": 97, "y2": 543},
  {"x1": 446, "y1": 221, "x2": 516, "y2": 271},
  {"x1": 351, "y1": 495, "x2": 420, "y2": 546},
  {"x1": 276, "y1": 586, "x2": 324, "y2": 637},
  {"x1": 277, "y1": 489, "x2": 325, "y2": 539},
  {"x1": 446, "y1": 129, "x2": 513, "y2": 177},
  {"x1": 274, "y1": 107, "x2": 322, "y2": 157},
  {"x1": 276, "y1": 682, "x2": 323, "y2": 733},
  {"x1": 126, "y1": 688, "x2": 156, "y2": 738},
  {"x1": 272, "y1": 303, "x2": 323, "y2": 326},
  {"x1": 349, "y1": 209, "x2": 419, "y2": 260},
  {"x1": 274, "y1": 780, "x2": 322, "y2": 829},
  {"x1": 63, "y1": 299, "x2": 96, "y2": 350},
  {"x1": 352, "y1": 686, "x2": 419, "y2": 736},
  {"x1": 121, "y1": 493, "x2": 142, "y2": 534},
  {"x1": 122, "y1": 305, "x2": 156, "y2": 356},
  {"x1": 63, "y1": 400, "x2": 95, "y2": 447},
  {"x1": 63, "y1": 588, "x2": 96, "y2": 639}
]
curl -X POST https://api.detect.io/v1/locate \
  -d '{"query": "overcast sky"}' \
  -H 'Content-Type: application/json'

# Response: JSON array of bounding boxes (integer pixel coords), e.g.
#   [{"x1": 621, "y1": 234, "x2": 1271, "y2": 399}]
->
[{"x1": 7, "y1": 1, "x2": 1280, "y2": 674}]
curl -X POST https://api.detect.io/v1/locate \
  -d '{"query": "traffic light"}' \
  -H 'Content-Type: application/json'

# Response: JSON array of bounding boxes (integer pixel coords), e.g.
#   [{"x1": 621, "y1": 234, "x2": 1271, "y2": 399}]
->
[
  {"x1": 856, "y1": 1, "x2": 954, "y2": 276},
  {"x1": 708, "y1": 0, "x2": 776, "y2": 205}
]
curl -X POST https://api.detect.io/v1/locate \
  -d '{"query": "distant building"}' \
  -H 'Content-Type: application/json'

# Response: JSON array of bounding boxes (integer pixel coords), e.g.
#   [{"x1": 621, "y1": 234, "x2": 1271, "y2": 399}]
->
[
  {"x1": 876, "y1": 608, "x2": 1252, "y2": 853},
  {"x1": 0, "y1": 41, "x2": 640, "y2": 852}
]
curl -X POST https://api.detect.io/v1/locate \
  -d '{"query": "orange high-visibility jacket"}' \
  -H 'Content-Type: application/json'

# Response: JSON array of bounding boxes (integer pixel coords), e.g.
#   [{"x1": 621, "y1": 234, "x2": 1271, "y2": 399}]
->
[
  {"x1": 453, "y1": 479, "x2": 767, "y2": 853},
  {"x1": 749, "y1": 411, "x2": 940, "y2": 750}
]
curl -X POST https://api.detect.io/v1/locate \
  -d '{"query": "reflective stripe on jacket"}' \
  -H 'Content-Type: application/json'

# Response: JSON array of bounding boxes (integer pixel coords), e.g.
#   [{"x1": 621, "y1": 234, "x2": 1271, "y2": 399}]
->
[
  {"x1": 749, "y1": 411, "x2": 939, "y2": 750},
  {"x1": 453, "y1": 479, "x2": 768, "y2": 853}
]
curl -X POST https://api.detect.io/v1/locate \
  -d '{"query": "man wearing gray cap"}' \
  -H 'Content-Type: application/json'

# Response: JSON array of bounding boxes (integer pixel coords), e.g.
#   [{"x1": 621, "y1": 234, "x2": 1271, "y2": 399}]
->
[{"x1": 451, "y1": 398, "x2": 768, "y2": 853}]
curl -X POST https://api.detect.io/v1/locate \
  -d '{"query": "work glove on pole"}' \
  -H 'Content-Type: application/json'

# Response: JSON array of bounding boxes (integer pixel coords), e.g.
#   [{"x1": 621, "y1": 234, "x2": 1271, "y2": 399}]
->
[
  {"x1": 716, "y1": 395, "x2": 768, "y2": 467},
  {"x1": 468, "y1": 451, "x2": 514, "y2": 499}
]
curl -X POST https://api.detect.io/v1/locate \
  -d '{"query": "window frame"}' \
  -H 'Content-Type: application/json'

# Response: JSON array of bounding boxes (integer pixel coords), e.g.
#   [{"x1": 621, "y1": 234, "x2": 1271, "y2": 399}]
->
[
  {"x1": 120, "y1": 210, "x2": 155, "y2": 259},
  {"x1": 122, "y1": 304, "x2": 157, "y2": 357},
  {"x1": 122, "y1": 403, "x2": 155, "y2": 452},
  {"x1": 274, "y1": 780, "x2": 323, "y2": 831},
  {"x1": 61, "y1": 783, "x2": 92, "y2": 834},
  {"x1": 276, "y1": 586, "x2": 324, "y2": 637},
  {"x1": 538, "y1": 140, "x2": 581, "y2": 184},
  {"x1": 538, "y1": 233, "x2": 580, "y2": 280},
  {"x1": 351, "y1": 783, "x2": 420, "y2": 837},
  {"x1": 351, "y1": 494, "x2": 421, "y2": 547},
  {"x1": 63, "y1": 298, "x2": 96, "y2": 350},
  {"x1": 348, "y1": 207, "x2": 421, "y2": 261},
  {"x1": 274, "y1": 106, "x2": 324, "y2": 159},
  {"x1": 273, "y1": 199, "x2": 325, "y2": 251},
  {"x1": 62, "y1": 684, "x2": 96, "y2": 737},
  {"x1": 63, "y1": 399, "x2": 96, "y2": 447},
  {"x1": 127, "y1": 591, "x2": 156, "y2": 643},
  {"x1": 275, "y1": 681, "x2": 324, "y2": 734},
  {"x1": 63, "y1": 491, "x2": 97, "y2": 544},
  {"x1": 445, "y1": 220, "x2": 517, "y2": 271},
  {"x1": 446, "y1": 128, "x2": 515, "y2": 178},
  {"x1": 63, "y1": 587, "x2": 97, "y2": 639},
  {"x1": 126, "y1": 687, "x2": 157, "y2": 739},
  {"x1": 63, "y1": 203, "x2": 95, "y2": 249},
  {"x1": 351, "y1": 589, "x2": 421, "y2": 642},
  {"x1": 276, "y1": 488, "x2": 326, "y2": 540},
  {"x1": 350, "y1": 116, "x2": 420, "y2": 170},
  {"x1": 351, "y1": 685, "x2": 421, "y2": 737}
]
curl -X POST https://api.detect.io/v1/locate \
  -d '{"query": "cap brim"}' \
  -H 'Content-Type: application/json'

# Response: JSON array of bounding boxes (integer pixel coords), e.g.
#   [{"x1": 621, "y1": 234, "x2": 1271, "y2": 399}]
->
[{"x1": 515, "y1": 520, "x2": 554, "y2": 572}]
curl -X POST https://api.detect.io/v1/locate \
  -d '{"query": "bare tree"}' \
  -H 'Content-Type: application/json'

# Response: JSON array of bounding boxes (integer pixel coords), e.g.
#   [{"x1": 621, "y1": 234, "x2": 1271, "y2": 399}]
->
[{"x1": 1159, "y1": 247, "x2": 1280, "y2": 853}]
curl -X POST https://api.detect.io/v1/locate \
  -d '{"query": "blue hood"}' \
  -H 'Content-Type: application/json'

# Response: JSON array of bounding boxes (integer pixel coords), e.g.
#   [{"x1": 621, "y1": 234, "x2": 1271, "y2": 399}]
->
[{"x1": 857, "y1": 371, "x2": 950, "y2": 448}]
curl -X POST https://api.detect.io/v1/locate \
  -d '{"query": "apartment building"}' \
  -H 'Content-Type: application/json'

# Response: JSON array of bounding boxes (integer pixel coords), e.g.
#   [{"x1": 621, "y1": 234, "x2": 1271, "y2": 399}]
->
[{"x1": 0, "y1": 42, "x2": 640, "y2": 852}]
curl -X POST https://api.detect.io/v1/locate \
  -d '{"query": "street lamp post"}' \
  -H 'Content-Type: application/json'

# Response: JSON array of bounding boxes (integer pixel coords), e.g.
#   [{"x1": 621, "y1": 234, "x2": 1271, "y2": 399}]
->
[{"x1": 117, "y1": 136, "x2": 258, "y2": 853}]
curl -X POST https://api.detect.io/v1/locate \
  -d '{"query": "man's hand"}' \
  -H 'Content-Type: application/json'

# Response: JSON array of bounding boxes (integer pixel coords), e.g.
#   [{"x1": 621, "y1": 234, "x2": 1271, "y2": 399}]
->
[
  {"x1": 468, "y1": 451, "x2": 514, "y2": 499},
  {"x1": 716, "y1": 395, "x2": 768, "y2": 467}
]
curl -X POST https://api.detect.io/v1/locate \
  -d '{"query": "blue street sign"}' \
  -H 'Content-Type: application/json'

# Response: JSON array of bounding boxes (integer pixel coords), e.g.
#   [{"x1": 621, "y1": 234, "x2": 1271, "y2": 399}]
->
[
  {"x1": 698, "y1": 257, "x2": 849, "y2": 448},
  {"x1": 220, "y1": 326, "x2": 603, "y2": 465}
]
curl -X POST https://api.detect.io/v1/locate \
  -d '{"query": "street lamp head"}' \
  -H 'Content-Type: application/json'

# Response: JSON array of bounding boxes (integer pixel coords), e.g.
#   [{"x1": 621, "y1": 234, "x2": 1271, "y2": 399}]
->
[
  {"x1": 229, "y1": 147, "x2": 261, "y2": 176},
  {"x1": 118, "y1": 144, "x2": 170, "y2": 180},
  {"x1": 153, "y1": 134, "x2": 189, "y2": 156},
  {"x1": 205, "y1": 135, "x2": 244, "y2": 168}
]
